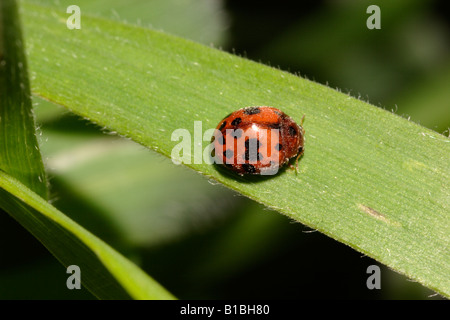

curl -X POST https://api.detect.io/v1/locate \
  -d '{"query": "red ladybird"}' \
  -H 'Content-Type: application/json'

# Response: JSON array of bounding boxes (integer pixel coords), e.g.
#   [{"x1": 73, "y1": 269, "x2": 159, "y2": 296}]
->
[{"x1": 212, "y1": 106, "x2": 304, "y2": 176}]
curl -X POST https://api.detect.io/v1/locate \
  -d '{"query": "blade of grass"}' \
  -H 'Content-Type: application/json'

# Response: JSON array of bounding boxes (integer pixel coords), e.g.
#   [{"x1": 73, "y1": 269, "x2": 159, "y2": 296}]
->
[
  {"x1": 0, "y1": 0, "x2": 47, "y2": 198},
  {"x1": 0, "y1": 169, "x2": 175, "y2": 300},
  {"x1": 20, "y1": 0, "x2": 450, "y2": 296},
  {"x1": 0, "y1": 0, "x2": 174, "y2": 299}
]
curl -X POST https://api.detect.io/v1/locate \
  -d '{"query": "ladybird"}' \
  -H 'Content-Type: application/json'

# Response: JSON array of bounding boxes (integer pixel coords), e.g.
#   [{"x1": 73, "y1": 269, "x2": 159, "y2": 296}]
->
[{"x1": 212, "y1": 106, "x2": 304, "y2": 176}]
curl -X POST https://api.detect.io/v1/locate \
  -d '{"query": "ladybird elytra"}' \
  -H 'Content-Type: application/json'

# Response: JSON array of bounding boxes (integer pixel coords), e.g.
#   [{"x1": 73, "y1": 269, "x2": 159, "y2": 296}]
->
[{"x1": 212, "y1": 106, "x2": 304, "y2": 176}]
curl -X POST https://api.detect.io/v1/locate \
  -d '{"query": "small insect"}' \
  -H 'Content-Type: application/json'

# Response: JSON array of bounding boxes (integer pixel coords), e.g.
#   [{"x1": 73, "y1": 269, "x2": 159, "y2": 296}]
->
[{"x1": 212, "y1": 106, "x2": 305, "y2": 176}]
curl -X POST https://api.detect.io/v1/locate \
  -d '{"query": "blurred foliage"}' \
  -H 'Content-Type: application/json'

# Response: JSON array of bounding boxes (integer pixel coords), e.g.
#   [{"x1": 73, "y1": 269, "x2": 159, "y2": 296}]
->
[{"x1": 1, "y1": 0, "x2": 447, "y2": 299}]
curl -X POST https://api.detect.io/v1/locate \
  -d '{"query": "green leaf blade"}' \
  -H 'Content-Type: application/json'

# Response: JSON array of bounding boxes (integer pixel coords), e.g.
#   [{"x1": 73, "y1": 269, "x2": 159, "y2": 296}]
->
[
  {"x1": 0, "y1": 170, "x2": 176, "y2": 300},
  {"x1": 0, "y1": 0, "x2": 47, "y2": 199}
]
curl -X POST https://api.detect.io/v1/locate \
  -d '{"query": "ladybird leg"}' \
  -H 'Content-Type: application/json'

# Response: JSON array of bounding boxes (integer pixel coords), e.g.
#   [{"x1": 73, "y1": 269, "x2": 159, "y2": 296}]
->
[
  {"x1": 288, "y1": 163, "x2": 299, "y2": 176},
  {"x1": 300, "y1": 114, "x2": 306, "y2": 136},
  {"x1": 288, "y1": 154, "x2": 302, "y2": 173},
  {"x1": 294, "y1": 147, "x2": 304, "y2": 173}
]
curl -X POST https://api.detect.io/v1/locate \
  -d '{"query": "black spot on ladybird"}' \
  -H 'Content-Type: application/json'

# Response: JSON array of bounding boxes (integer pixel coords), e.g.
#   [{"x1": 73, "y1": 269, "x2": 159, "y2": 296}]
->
[
  {"x1": 224, "y1": 149, "x2": 234, "y2": 159},
  {"x1": 275, "y1": 143, "x2": 283, "y2": 151},
  {"x1": 298, "y1": 146, "x2": 303, "y2": 153},
  {"x1": 243, "y1": 151, "x2": 250, "y2": 161},
  {"x1": 289, "y1": 126, "x2": 297, "y2": 136},
  {"x1": 243, "y1": 149, "x2": 262, "y2": 162},
  {"x1": 243, "y1": 107, "x2": 261, "y2": 115},
  {"x1": 245, "y1": 138, "x2": 261, "y2": 150},
  {"x1": 218, "y1": 121, "x2": 227, "y2": 131},
  {"x1": 231, "y1": 129, "x2": 243, "y2": 139},
  {"x1": 231, "y1": 117, "x2": 242, "y2": 126}
]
